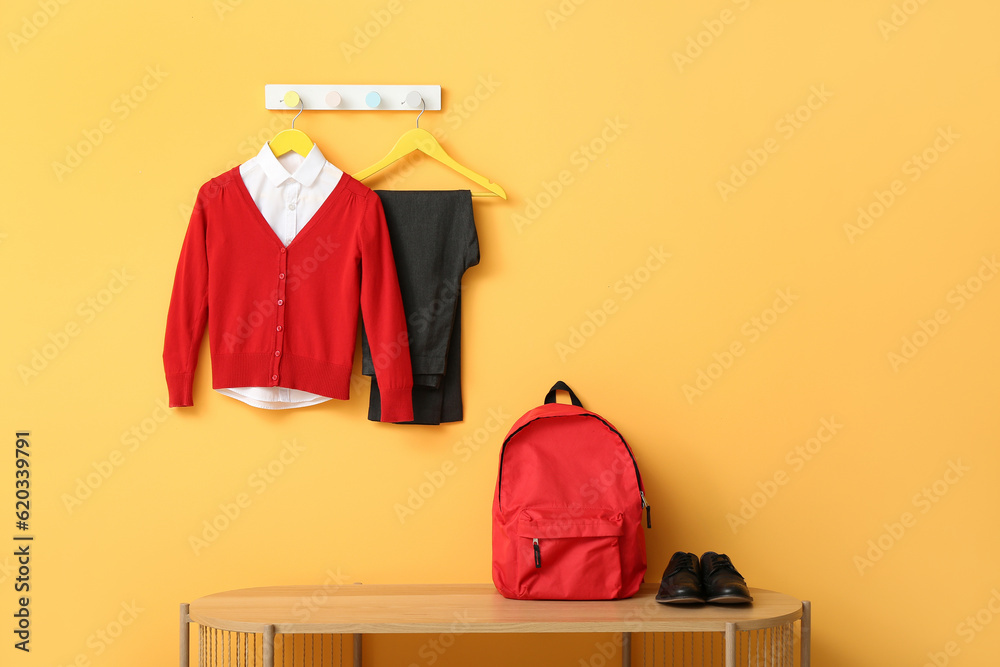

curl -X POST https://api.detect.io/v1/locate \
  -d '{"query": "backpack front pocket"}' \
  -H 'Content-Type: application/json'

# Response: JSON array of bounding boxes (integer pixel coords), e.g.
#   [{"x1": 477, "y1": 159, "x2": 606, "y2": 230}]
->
[{"x1": 516, "y1": 507, "x2": 624, "y2": 600}]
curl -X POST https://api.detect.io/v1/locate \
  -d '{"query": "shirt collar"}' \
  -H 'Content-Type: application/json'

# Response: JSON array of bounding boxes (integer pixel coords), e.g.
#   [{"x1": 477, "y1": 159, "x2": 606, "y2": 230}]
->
[{"x1": 256, "y1": 141, "x2": 330, "y2": 188}]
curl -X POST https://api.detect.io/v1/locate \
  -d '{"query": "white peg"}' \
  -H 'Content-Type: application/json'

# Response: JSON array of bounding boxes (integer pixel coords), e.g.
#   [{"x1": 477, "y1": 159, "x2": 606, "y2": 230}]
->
[{"x1": 404, "y1": 91, "x2": 424, "y2": 108}]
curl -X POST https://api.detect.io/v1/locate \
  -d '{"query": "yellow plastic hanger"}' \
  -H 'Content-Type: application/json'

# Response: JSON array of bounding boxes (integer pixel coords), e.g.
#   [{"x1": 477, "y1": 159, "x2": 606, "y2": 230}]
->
[
  {"x1": 353, "y1": 100, "x2": 506, "y2": 199},
  {"x1": 268, "y1": 92, "x2": 313, "y2": 158}
]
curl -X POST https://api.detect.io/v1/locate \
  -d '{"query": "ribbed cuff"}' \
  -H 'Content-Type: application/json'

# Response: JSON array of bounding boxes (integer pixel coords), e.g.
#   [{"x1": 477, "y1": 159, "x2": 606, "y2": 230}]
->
[
  {"x1": 378, "y1": 385, "x2": 414, "y2": 423},
  {"x1": 167, "y1": 372, "x2": 194, "y2": 407}
]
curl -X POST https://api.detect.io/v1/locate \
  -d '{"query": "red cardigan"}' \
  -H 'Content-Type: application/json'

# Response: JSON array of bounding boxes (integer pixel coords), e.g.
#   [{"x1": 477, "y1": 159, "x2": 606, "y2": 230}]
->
[{"x1": 163, "y1": 167, "x2": 414, "y2": 422}]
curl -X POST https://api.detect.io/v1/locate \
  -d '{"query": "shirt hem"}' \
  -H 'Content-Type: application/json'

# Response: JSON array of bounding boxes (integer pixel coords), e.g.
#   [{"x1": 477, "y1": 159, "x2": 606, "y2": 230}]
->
[{"x1": 216, "y1": 388, "x2": 332, "y2": 410}]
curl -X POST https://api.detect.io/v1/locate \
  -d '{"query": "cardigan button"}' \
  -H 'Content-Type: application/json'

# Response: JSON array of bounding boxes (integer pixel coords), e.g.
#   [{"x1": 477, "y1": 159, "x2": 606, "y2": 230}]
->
[
  {"x1": 274, "y1": 350, "x2": 281, "y2": 357},
  {"x1": 277, "y1": 299, "x2": 284, "y2": 306},
  {"x1": 280, "y1": 248, "x2": 286, "y2": 254},
  {"x1": 271, "y1": 374, "x2": 278, "y2": 381},
  {"x1": 276, "y1": 325, "x2": 282, "y2": 332},
  {"x1": 279, "y1": 273, "x2": 285, "y2": 280}
]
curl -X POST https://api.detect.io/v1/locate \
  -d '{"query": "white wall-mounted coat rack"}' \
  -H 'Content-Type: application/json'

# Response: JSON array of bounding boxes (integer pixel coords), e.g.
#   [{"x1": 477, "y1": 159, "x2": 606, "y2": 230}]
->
[{"x1": 264, "y1": 85, "x2": 441, "y2": 111}]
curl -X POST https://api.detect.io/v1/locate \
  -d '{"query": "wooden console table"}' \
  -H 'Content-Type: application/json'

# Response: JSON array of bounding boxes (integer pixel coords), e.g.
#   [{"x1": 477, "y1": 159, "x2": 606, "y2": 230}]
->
[{"x1": 182, "y1": 583, "x2": 810, "y2": 667}]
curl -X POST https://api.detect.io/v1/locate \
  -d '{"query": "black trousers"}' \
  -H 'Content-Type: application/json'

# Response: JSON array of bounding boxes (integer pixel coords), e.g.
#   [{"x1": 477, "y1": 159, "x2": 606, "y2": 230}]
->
[{"x1": 361, "y1": 190, "x2": 479, "y2": 424}]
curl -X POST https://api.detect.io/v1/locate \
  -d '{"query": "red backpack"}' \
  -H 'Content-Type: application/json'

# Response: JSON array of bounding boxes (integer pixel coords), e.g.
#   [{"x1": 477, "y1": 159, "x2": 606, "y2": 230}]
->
[{"x1": 492, "y1": 381, "x2": 649, "y2": 600}]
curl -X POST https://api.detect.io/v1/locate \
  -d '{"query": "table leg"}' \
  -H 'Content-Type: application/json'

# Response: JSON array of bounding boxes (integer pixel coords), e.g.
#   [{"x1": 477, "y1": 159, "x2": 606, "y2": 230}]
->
[
  {"x1": 801, "y1": 601, "x2": 811, "y2": 667},
  {"x1": 724, "y1": 623, "x2": 736, "y2": 667},
  {"x1": 354, "y1": 633, "x2": 362, "y2": 667},
  {"x1": 264, "y1": 625, "x2": 275, "y2": 667},
  {"x1": 179, "y1": 604, "x2": 190, "y2": 667},
  {"x1": 621, "y1": 632, "x2": 631, "y2": 666}
]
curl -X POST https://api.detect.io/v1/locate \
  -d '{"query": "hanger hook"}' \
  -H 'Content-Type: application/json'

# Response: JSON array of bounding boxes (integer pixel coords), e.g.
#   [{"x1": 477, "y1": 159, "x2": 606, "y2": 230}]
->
[
  {"x1": 415, "y1": 97, "x2": 425, "y2": 129},
  {"x1": 291, "y1": 98, "x2": 304, "y2": 129}
]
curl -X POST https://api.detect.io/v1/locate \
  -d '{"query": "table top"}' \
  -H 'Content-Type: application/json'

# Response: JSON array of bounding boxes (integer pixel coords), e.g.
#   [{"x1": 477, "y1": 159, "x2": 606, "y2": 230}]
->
[{"x1": 187, "y1": 583, "x2": 804, "y2": 634}]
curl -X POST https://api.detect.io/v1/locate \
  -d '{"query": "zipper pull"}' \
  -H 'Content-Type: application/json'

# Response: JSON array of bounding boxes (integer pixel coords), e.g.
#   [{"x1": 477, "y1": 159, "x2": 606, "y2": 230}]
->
[
  {"x1": 533, "y1": 538, "x2": 541, "y2": 568},
  {"x1": 640, "y1": 491, "x2": 651, "y2": 528}
]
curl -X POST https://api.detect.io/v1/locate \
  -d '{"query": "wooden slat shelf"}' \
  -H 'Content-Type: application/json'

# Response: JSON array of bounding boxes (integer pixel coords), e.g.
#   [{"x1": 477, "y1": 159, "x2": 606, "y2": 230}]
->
[{"x1": 182, "y1": 582, "x2": 811, "y2": 666}]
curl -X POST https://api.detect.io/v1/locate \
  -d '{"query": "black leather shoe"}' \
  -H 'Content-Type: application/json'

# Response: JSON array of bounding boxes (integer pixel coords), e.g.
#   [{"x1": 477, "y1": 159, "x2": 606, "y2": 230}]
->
[
  {"x1": 655, "y1": 551, "x2": 705, "y2": 604},
  {"x1": 700, "y1": 552, "x2": 753, "y2": 604}
]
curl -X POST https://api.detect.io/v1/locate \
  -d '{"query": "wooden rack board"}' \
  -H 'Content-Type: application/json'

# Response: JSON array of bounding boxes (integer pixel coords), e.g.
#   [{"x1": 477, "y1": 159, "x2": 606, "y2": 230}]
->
[{"x1": 182, "y1": 583, "x2": 811, "y2": 667}]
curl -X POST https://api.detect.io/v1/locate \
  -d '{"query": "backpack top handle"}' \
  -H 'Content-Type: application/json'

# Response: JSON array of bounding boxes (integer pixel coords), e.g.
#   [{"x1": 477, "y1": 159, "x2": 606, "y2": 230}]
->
[{"x1": 544, "y1": 380, "x2": 583, "y2": 408}]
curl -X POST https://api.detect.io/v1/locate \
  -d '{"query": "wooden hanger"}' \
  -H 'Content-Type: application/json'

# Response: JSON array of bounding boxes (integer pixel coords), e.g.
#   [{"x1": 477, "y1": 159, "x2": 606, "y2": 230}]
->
[
  {"x1": 353, "y1": 100, "x2": 506, "y2": 199},
  {"x1": 268, "y1": 95, "x2": 313, "y2": 158}
]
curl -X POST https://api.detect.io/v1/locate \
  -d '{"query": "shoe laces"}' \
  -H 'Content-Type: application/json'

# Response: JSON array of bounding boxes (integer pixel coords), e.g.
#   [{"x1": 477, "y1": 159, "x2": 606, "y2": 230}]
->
[
  {"x1": 668, "y1": 553, "x2": 698, "y2": 576},
  {"x1": 708, "y1": 553, "x2": 740, "y2": 576}
]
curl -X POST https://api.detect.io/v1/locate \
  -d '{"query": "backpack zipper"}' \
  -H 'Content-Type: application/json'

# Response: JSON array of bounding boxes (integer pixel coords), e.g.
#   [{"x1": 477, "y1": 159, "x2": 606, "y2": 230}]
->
[
  {"x1": 586, "y1": 413, "x2": 651, "y2": 529},
  {"x1": 532, "y1": 538, "x2": 541, "y2": 568},
  {"x1": 497, "y1": 413, "x2": 651, "y2": 527}
]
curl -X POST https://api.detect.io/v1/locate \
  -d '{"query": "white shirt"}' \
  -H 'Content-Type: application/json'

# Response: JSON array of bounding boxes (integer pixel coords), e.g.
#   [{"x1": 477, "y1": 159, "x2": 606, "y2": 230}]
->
[{"x1": 216, "y1": 142, "x2": 344, "y2": 410}]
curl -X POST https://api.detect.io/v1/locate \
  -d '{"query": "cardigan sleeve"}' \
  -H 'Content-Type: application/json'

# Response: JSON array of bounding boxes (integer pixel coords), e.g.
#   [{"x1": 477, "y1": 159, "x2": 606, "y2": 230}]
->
[
  {"x1": 162, "y1": 184, "x2": 211, "y2": 407},
  {"x1": 359, "y1": 194, "x2": 414, "y2": 422}
]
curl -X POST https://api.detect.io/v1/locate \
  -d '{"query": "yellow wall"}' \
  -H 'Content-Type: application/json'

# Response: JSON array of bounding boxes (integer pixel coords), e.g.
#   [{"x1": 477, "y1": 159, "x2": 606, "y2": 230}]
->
[{"x1": 3, "y1": 0, "x2": 999, "y2": 665}]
